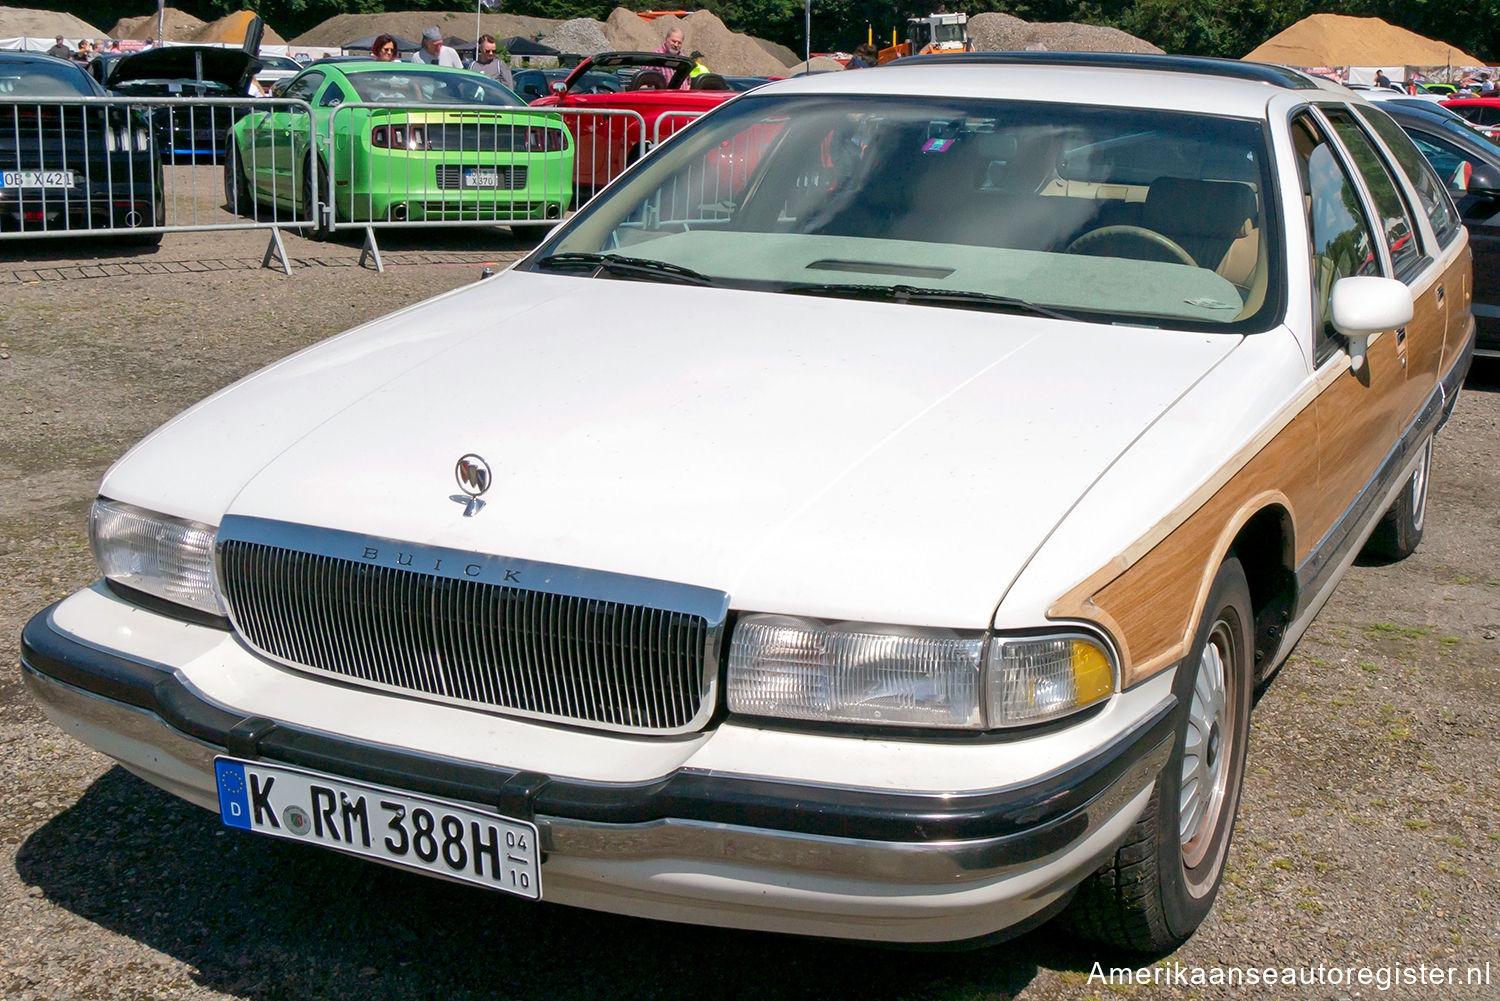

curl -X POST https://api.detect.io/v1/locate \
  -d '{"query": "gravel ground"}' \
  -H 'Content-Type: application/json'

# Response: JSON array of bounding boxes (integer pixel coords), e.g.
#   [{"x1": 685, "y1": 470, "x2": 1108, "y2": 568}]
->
[{"x1": 1, "y1": 221, "x2": 1497, "y2": 1001}]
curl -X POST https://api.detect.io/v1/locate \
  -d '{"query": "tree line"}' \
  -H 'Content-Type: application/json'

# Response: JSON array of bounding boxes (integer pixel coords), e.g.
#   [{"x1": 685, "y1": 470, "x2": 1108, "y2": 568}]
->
[{"x1": 57, "y1": 0, "x2": 1495, "y2": 64}]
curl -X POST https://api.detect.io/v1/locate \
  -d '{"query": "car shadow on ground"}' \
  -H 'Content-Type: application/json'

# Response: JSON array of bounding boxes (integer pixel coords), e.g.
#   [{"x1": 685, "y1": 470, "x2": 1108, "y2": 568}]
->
[
  {"x1": 0, "y1": 236, "x2": 166, "y2": 263},
  {"x1": 15, "y1": 767, "x2": 1115, "y2": 1001}
]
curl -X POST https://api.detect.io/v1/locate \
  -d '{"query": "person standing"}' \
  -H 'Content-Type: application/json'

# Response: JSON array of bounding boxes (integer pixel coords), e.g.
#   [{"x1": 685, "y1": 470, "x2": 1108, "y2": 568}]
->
[
  {"x1": 370, "y1": 34, "x2": 400, "y2": 62},
  {"x1": 846, "y1": 43, "x2": 877, "y2": 68},
  {"x1": 651, "y1": 27, "x2": 688, "y2": 87},
  {"x1": 46, "y1": 36, "x2": 71, "y2": 59},
  {"x1": 410, "y1": 27, "x2": 463, "y2": 69},
  {"x1": 467, "y1": 34, "x2": 513, "y2": 88}
]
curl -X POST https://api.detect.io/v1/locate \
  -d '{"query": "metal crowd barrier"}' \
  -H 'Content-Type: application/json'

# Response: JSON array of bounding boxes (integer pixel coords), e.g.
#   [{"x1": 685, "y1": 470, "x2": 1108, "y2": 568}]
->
[
  {"x1": 652, "y1": 110, "x2": 707, "y2": 147},
  {"x1": 322, "y1": 102, "x2": 587, "y2": 269},
  {"x1": 1, "y1": 96, "x2": 317, "y2": 271}
]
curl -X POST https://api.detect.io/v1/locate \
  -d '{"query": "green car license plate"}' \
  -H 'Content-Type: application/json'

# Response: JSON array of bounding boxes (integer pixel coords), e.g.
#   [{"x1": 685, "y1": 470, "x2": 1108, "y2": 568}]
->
[
  {"x1": 463, "y1": 168, "x2": 502, "y2": 188},
  {"x1": 215, "y1": 758, "x2": 541, "y2": 899}
]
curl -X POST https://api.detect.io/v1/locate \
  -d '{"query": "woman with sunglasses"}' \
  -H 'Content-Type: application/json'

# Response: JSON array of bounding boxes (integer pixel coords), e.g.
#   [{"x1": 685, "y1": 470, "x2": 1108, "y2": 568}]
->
[{"x1": 370, "y1": 34, "x2": 399, "y2": 61}]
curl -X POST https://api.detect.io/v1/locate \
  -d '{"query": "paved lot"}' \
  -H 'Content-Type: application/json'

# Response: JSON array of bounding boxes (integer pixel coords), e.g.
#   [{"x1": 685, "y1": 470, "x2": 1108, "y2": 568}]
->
[{"x1": 1, "y1": 226, "x2": 1497, "y2": 1001}]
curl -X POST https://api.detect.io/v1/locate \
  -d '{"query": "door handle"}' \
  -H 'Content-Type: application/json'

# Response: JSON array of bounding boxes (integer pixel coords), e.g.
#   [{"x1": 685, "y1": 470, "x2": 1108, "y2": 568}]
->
[{"x1": 1436, "y1": 283, "x2": 1445, "y2": 305}]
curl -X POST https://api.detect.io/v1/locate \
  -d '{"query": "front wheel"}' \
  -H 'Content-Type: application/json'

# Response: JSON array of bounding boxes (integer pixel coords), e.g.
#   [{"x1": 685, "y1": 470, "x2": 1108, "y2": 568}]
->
[
  {"x1": 1063, "y1": 556, "x2": 1254, "y2": 953},
  {"x1": 1362, "y1": 435, "x2": 1432, "y2": 562}
]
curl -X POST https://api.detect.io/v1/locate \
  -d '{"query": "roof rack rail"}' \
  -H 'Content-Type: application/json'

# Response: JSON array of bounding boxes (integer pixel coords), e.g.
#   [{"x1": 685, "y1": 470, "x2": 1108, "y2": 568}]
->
[{"x1": 888, "y1": 51, "x2": 1321, "y2": 90}]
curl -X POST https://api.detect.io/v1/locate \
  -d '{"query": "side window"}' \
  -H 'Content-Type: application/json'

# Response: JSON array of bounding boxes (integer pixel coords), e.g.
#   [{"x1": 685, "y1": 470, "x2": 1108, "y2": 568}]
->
[
  {"x1": 1355, "y1": 106, "x2": 1464, "y2": 246},
  {"x1": 1405, "y1": 131, "x2": 1467, "y2": 190},
  {"x1": 319, "y1": 82, "x2": 348, "y2": 108},
  {"x1": 1322, "y1": 106, "x2": 1422, "y2": 278},
  {"x1": 282, "y1": 72, "x2": 324, "y2": 104},
  {"x1": 1291, "y1": 113, "x2": 1382, "y2": 364}
]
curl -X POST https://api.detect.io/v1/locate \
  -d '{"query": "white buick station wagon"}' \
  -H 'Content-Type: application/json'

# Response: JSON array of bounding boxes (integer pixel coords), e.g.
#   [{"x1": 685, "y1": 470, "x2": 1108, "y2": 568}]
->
[{"x1": 23, "y1": 54, "x2": 1475, "y2": 951}]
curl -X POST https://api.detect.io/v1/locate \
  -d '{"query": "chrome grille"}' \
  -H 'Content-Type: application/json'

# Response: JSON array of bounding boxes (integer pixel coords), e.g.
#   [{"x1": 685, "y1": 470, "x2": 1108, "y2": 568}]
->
[
  {"x1": 434, "y1": 164, "x2": 528, "y2": 190},
  {"x1": 217, "y1": 535, "x2": 723, "y2": 734}
]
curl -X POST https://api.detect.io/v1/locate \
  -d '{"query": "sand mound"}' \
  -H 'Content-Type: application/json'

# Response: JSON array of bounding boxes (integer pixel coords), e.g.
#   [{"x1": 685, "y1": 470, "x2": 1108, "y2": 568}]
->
[
  {"x1": 112, "y1": 7, "x2": 205, "y2": 41},
  {"x1": 542, "y1": 17, "x2": 611, "y2": 57},
  {"x1": 601, "y1": 9, "x2": 789, "y2": 75},
  {"x1": 290, "y1": 7, "x2": 795, "y2": 73},
  {"x1": 290, "y1": 11, "x2": 557, "y2": 48},
  {"x1": 0, "y1": 5, "x2": 102, "y2": 38},
  {"x1": 969, "y1": 13, "x2": 1161, "y2": 54},
  {"x1": 193, "y1": 10, "x2": 286, "y2": 46},
  {"x1": 1244, "y1": 14, "x2": 1483, "y2": 68}
]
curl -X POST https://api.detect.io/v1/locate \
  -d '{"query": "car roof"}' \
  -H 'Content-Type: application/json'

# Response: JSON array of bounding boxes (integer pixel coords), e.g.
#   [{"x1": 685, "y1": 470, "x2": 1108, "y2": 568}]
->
[
  {"x1": 335, "y1": 61, "x2": 472, "y2": 76},
  {"x1": 753, "y1": 54, "x2": 1341, "y2": 118},
  {"x1": 1440, "y1": 97, "x2": 1500, "y2": 105}
]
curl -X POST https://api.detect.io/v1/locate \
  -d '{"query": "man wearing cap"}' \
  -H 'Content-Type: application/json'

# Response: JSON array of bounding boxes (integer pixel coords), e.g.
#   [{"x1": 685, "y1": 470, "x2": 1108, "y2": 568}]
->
[
  {"x1": 47, "y1": 36, "x2": 72, "y2": 59},
  {"x1": 410, "y1": 27, "x2": 463, "y2": 68}
]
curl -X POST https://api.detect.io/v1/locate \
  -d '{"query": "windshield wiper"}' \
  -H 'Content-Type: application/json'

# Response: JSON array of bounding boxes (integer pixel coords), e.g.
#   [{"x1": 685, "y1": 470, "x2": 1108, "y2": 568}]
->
[
  {"x1": 535, "y1": 252, "x2": 715, "y2": 286},
  {"x1": 782, "y1": 282, "x2": 1077, "y2": 320}
]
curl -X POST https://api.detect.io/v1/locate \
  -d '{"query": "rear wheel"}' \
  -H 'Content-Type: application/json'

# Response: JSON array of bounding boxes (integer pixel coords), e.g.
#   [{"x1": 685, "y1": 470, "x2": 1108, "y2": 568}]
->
[
  {"x1": 1362, "y1": 435, "x2": 1432, "y2": 562},
  {"x1": 300, "y1": 155, "x2": 330, "y2": 241},
  {"x1": 1063, "y1": 556, "x2": 1254, "y2": 953}
]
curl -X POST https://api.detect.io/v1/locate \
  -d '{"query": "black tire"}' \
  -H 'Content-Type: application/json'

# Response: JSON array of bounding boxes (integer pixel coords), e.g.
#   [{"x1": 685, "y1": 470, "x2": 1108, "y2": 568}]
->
[
  {"x1": 224, "y1": 141, "x2": 253, "y2": 216},
  {"x1": 300, "y1": 155, "x2": 330, "y2": 241},
  {"x1": 1063, "y1": 556, "x2": 1254, "y2": 953},
  {"x1": 1362, "y1": 436, "x2": 1432, "y2": 562}
]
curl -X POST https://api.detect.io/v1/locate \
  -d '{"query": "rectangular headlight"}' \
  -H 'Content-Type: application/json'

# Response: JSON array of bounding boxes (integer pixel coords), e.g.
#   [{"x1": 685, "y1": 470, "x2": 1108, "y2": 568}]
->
[
  {"x1": 90, "y1": 498, "x2": 223, "y2": 616},
  {"x1": 728, "y1": 615, "x2": 985, "y2": 728},
  {"x1": 727, "y1": 615, "x2": 1115, "y2": 731}
]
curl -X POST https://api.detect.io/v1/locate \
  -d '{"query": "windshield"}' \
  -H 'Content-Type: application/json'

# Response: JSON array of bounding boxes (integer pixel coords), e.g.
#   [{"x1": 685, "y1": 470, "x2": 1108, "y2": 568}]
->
[
  {"x1": 0, "y1": 62, "x2": 94, "y2": 97},
  {"x1": 346, "y1": 70, "x2": 522, "y2": 106},
  {"x1": 258, "y1": 55, "x2": 301, "y2": 71},
  {"x1": 537, "y1": 95, "x2": 1280, "y2": 331}
]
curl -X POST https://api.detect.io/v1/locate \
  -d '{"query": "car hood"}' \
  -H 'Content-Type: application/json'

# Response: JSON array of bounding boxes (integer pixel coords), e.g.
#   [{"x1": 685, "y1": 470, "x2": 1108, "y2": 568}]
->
[
  {"x1": 104, "y1": 272, "x2": 1241, "y2": 628},
  {"x1": 105, "y1": 47, "x2": 260, "y2": 90}
]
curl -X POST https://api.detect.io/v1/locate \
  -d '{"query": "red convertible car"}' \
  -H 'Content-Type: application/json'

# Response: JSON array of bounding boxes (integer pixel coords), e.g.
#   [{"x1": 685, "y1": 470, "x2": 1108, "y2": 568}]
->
[{"x1": 530, "y1": 52, "x2": 737, "y2": 192}]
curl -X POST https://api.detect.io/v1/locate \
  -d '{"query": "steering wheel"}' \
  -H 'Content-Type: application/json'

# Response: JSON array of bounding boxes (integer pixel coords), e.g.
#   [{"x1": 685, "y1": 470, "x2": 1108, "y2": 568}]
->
[{"x1": 1065, "y1": 225, "x2": 1196, "y2": 266}]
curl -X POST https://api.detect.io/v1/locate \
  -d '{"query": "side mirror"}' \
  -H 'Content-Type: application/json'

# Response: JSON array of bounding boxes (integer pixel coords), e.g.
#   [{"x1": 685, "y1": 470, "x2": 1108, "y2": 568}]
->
[
  {"x1": 551, "y1": 81, "x2": 567, "y2": 94},
  {"x1": 1330, "y1": 275, "x2": 1413, "y2": 372},
  {"x1": 1467, "y1": 160, "x2": 1500, "y2": 199}
]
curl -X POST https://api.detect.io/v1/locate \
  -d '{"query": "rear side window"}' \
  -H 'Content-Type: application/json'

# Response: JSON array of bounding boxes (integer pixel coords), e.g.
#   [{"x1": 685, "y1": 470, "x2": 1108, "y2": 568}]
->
[
  {"x1": 1322, "y1": 106, "x2": 1422, "y2": 278},
  {"x1": 1355, "y1": 106, "x2": 1464, "y2": 247}
]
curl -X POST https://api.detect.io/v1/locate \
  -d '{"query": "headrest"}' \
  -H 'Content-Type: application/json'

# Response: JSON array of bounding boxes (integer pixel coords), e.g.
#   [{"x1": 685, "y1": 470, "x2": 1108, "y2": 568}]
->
[{"x1": 1144, "y1": 177, "x2": 1257, "y2": 238}]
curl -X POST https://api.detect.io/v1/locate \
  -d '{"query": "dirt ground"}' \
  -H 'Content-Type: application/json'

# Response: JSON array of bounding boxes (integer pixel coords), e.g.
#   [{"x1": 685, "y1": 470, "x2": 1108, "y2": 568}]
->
[{"x1": 1, "y1": 224, "x2": 1497, "y2": 1001}]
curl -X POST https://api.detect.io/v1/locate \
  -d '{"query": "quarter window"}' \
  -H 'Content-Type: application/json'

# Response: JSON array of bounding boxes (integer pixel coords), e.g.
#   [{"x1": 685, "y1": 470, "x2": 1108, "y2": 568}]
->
[
  {"x1": 1291, "y1": 113, "x2": 1381, "y2": 363},
  {"x1": 1322, "y1": 107, "x2": 1422, "y2": 277},
  {"x1": 1354, "y1": 106, "x2": 1463, "y2": 246}
]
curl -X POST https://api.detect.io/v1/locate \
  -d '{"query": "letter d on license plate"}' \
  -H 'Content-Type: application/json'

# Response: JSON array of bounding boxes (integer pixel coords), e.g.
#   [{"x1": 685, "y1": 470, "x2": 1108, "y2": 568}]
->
[{"x1": 214, "y1": 758, "x2": 540, "y2": 899}]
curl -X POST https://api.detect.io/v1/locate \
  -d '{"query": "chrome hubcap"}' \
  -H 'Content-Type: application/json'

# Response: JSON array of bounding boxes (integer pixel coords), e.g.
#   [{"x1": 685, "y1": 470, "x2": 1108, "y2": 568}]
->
[{"x1": 1180, "y1": 622, "x2": 1233, "y2": 868}]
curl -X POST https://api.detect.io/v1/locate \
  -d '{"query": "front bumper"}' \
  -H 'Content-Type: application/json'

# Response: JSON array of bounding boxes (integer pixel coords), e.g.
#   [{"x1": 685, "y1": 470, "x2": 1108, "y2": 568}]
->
[{"x1": 21, "y1": 592, "x2": 1175, "y2": 943}]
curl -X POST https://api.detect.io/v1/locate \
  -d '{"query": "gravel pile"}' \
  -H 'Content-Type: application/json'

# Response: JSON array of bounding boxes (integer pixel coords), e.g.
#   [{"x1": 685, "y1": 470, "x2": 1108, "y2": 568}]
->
[
  {"x1": 290, "y1": 11, "x2": 558, "y2": 48},
  {"x1": 784, "y1": 56, "x2": 847, "y2": 74},
  {"x1": 1244, "y1": 13, "x2": 1484, "y2": 67},
  {"x1": 540, "y1": 17, "x2": 611, "y2": 57},
  {"x1": 968, "y1": 12, "x2": 1161, "y2": 54}
]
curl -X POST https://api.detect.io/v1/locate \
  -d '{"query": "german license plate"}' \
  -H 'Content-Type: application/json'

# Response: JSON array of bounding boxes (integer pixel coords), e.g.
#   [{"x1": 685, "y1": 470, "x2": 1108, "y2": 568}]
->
[
  {"x1": 214, "y1": 758, "x2": 540, "y2": 899},
  {"x1": 463, "y1": 168, "x2": 502, "y2": 188},
  {"x1": 1, "y1": 170, "x2": 75, "y2": 188}
]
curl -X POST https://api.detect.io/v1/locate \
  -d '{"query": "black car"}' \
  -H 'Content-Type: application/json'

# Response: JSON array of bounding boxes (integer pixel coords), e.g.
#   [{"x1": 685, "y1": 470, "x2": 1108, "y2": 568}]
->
[
  {"x1": 0, "y1": 52, "x2": 163, "y2": 243},
  {"x1": 104, "y1": 46, "x2": 260, "y2": 160},
  {"x1": 1380, "y1": 100, "x2": 1500, "y2": 358}
]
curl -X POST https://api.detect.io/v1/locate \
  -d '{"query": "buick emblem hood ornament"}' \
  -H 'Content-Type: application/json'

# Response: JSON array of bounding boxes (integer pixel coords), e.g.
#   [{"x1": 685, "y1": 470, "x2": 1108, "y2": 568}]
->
[{"x1": 453, "y1": 453, "x2": 492, "y2": 517}]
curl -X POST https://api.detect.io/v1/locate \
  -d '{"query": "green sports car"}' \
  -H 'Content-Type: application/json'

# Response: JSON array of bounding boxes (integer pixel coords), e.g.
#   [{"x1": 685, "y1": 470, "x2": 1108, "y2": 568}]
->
[{"x1": 225, "y1": 61, "x2": 573, "y2": 235}]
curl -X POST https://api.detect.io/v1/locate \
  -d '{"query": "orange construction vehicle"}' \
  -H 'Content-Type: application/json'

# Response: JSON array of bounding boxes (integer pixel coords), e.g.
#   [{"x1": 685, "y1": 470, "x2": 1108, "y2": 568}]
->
[{"x1": 877, "y1": 11, "x2": 970, "y2": 64}]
